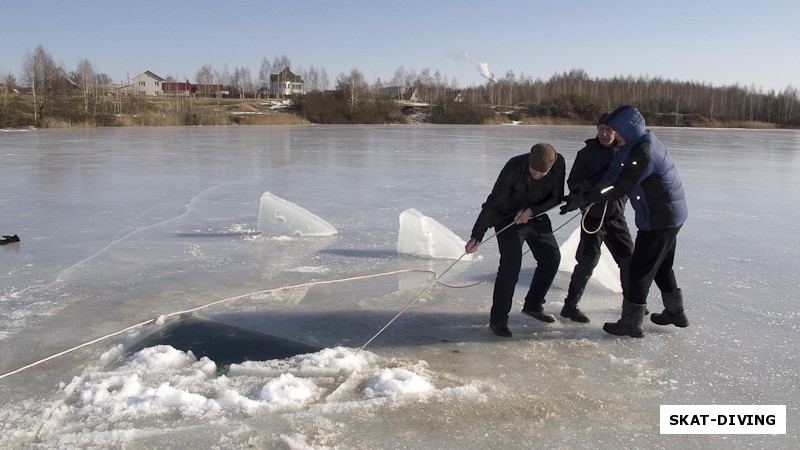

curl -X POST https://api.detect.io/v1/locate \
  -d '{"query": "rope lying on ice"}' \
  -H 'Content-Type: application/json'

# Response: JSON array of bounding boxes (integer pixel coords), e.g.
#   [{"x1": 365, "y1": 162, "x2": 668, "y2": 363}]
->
[
  {"x1": 0, "y1": 269, "x2": 431, "y2": 381},
  {"x1": 0, "y1": 210, "x2": 583, "y2": 380}
]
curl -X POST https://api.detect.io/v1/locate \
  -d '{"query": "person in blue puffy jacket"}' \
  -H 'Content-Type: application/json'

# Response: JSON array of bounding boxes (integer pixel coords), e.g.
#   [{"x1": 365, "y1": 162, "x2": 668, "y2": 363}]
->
[{"x1": 561, "y1": 105, "x2": 689, "y2": 337}]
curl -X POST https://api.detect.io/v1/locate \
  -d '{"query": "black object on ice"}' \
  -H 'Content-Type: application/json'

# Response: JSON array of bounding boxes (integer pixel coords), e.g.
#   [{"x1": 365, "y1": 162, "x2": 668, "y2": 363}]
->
[
  {"x1": 0, "y1": 234, "x2": 20, "y2": 245},
  {"x1": 125, "y1": 316, "x2": 322, "y2": 372}
]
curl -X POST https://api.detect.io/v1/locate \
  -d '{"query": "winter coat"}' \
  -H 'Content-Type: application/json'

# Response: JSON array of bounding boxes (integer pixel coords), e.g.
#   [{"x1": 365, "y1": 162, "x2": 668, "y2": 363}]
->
[
  {"x1": 588, "y1": 106, "x2": 687, "y2": 231},
  {"x1": 471, "y1": 153, "x2": 566, "y2": 241},
  {"x1": 567, "y1": 138, "x2": 627, "y2": 220}
]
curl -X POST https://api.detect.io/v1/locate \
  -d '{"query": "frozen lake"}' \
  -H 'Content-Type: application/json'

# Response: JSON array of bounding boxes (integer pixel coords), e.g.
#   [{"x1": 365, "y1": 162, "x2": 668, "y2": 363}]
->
[{"x1": 1, "y1": 124, "x2": 798, "y2": 448}]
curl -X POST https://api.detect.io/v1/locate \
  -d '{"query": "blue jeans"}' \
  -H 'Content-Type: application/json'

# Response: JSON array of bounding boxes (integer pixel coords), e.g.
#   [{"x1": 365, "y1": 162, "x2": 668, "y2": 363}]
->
[{"x1": 491, "y1": 216, "x2": 561, "y2": 324}]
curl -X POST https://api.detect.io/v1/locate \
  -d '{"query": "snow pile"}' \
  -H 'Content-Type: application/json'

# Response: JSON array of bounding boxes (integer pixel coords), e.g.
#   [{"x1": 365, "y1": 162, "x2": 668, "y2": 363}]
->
[
  {"x1": 257, "y1": 191, "x2": 338, "y2": 237},
  {"x1": 364, "y1": 368, "x2": 434, "y2": 397},
  {"x1": 558, "y1": 228, "x2": 622, "y2": 293},
  {"x1": 397, "y1": 208, "x2": 476, "y2": 260},
  {"x1": 59, "y1": 345, "x2": 455, "y2": 422}
]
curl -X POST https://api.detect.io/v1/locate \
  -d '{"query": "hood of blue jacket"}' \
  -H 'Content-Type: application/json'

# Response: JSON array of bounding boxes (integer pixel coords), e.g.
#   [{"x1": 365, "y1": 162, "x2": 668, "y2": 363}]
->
[{"x1": 607, "y1": 106, "x2": 647, "y2": 147}]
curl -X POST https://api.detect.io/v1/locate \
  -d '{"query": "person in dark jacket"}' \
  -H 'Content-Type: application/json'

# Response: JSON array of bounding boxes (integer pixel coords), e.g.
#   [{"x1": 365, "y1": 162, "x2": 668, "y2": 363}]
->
[
  {"x1": 465, "y1": 143, "x2": 565, "y2": 338},
  {"x1": 563, "y1": 105, "x2": 688, "y2": 338},
  {"x1": 560, "y1": 113, "x2": 634, "y2": 323}
]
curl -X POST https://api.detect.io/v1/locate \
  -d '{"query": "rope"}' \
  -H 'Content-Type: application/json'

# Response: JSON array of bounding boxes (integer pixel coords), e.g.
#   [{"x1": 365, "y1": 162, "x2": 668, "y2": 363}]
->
[
  {"x1": 0, "y1": 209, "x2": 583, "y2": 378},
  {"x1": 0, "y1": 269, "x2": 432, "y2": 381},
  {"x1": 356, "y1": 208, "x2": 581, "y2": 353},
  {"x1": 435, "y1": 210, "x2": 582, "y2": 289},
  {"x1": 580, "y1": 201, "x2": 608, "y2": 235}
]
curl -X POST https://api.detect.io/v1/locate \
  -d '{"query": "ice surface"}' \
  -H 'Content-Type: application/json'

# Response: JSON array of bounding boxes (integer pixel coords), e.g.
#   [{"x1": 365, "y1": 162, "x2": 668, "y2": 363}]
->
[
  {"x1": 396, "y1": 208, "x2": 476, "y2": 260},
  {"x1": 1, "y1": 125, "x2": 798, "y2": 449},
  {"x1": 558, "y1": 227, "x2": 623, "y2": 293},
  {"x1": 257, "y1": 191, "x2": 338, "y2": 236}
]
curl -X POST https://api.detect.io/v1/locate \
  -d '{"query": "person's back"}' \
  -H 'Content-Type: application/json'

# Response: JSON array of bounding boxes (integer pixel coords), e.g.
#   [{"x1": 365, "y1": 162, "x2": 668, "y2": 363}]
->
[
  {"x1": 600, "y1": 107, "x2": 687, "y2": 231},
  {"x1": 563, "y1": 105, "x2": 690, "y2": 338}
]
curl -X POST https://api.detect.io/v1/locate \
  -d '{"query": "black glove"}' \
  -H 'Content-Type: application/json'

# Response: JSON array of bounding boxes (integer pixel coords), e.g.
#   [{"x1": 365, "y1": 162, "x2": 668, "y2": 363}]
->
[
  {"x1": 1, "y1": 234, "x2": 20, "y2": 245},
  {"x1": 559, "y1": 192, "x2": 586, "y2": 215}
]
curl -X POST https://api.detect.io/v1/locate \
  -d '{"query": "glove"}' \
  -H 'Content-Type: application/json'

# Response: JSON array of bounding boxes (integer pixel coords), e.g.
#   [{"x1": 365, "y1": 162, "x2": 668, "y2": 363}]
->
[
  {"x1": 1, "y1": 234, "x2": 20, "y2": 245},
  {"x1": 559, "y1": 192, "x2": 586, "y2": 215}
]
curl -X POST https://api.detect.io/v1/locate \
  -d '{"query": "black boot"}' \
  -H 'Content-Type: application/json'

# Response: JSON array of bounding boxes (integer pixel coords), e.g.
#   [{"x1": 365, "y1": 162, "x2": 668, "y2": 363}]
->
[
  {"x1": 651, "y1": 290, "x2": 689, "y2": 327},
  {"x1": 560, "y1": 298, "x2": 590, "y2": 323},
  {"x1": 603, "y1": 300, "x2": 647, "y2": 338},
  {"x1": 561, "y1": 272, "x2": 591, "y2": 323},
  {"x1": 489, "y1": 322, "x2": 513, "y2": 338}
]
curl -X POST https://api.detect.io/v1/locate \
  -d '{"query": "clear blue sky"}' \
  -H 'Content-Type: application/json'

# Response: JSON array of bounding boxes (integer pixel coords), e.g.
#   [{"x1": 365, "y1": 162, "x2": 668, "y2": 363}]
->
[{"x1": 2, "y1": 0, "x2": 798, "y2": 92}]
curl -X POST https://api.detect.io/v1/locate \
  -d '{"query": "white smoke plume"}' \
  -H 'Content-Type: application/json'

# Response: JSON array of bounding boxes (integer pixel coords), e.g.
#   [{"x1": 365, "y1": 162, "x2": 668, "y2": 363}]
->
[{"x1": 458, "y1": 51, "x2": 497, "y2": 83}]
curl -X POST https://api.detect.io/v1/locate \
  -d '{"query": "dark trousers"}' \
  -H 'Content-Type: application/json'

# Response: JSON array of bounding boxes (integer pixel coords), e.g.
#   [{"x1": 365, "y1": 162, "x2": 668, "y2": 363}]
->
[
  {"x1": 491, "y1": 216, "x2": 560, "y2": 324},
  {"x1": 567, "y1": 214, "x2": 634, "y2": 303},
  {"x1": 627, "y1": 226, "x2": 682, "y2": 305}
]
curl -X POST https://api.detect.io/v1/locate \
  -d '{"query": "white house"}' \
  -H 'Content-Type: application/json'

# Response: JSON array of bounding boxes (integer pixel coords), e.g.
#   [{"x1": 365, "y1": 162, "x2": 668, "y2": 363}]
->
[
  {"x1": 269, "y1": 68, "x2": 305, "y2": 98},
  {"x1": 131, "y1": 71, "x2": 165, "y2": 96}
]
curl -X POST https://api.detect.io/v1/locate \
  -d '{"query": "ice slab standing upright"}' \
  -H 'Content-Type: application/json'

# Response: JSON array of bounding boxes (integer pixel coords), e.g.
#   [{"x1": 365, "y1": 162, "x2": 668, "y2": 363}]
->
[
  {"x1": 558, "y1": 227, "x2": 622, "y2": 293},
  {"x1": 257, "y1": 191, "x2": 338, "y2": 237},
  {"x1": 397, "y1": 208, "x2": 475, "y2": 260}
]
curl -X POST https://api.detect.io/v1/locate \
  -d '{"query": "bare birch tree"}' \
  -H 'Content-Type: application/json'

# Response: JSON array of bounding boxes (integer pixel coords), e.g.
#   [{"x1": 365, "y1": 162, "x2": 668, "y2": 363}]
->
[
  {"x1": 196, "y1": 64, "x2": 217, "y2": 97},
  {"x1": 75, "y1": 58, "x2": 96, "y2": 113},
  {"x1": 22, "y1": 45, "x2": 60, "y2": 126},
  {"x1": 258, "y1": 57, "x2": 272, "y2": 98},
  {"x1": 336, "y1": 68, "x2": 369, "y2": 112}
]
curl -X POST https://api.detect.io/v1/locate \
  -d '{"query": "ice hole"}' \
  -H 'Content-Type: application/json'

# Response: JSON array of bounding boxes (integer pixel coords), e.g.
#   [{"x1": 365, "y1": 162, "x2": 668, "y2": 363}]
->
[{"x1": 125, "y1": 316, "x2": 322, "y2": 372}]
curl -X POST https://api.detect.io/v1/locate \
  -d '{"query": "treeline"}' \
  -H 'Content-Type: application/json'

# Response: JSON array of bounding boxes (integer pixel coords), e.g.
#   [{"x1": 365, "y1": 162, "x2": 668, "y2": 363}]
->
[
  {"x1": 2, "y1": 46, "x2": 799, "y2": 128},
  {"x1": 422, "y1": 69, "x2": 800, "y2": 127}
]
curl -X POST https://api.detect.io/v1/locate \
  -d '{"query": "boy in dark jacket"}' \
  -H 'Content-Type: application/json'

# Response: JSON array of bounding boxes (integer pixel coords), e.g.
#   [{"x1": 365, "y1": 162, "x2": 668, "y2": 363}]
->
[{"x1": 465, "y1": 143, "x2": 565, "y2": 338}]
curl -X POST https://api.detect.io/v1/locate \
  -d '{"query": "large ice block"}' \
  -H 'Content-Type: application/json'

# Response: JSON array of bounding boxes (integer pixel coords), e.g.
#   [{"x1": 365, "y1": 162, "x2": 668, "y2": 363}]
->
[
  {"x1": 257, "y1": 191, "x2": 338, "y2": 237},
  {"x1": 397, "y1": 208, "x2": 474, "y2": 260},
  {"x1": 558, "y1": 227, "x2": 622, "y2": 293}
]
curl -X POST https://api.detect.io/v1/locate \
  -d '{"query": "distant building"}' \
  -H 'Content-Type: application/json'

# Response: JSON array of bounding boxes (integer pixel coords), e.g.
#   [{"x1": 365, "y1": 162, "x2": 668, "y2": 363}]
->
[
  {"x1": 385, "y1": 86, "x2": 415, "y2": 101},
  {"x1": 131, "y1": 71, "x2": 165, "y2": 96},
  {"x1": 162, "y1": 81, "x2": 226, "y2": 97},
  {"x1": 269, "y1": 68, "x2": 305, "y2": 97}
]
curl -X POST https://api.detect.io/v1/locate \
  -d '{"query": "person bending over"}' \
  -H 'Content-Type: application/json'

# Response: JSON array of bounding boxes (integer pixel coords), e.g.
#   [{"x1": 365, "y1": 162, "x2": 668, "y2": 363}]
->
[{"x1": 466, "y1": 143, "x2": 565, "y2": 338}]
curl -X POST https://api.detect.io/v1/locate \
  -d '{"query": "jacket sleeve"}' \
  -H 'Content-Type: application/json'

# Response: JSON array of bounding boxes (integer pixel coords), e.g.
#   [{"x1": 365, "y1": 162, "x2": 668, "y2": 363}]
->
[
  {"x1": 470, "y1": 161, "x2": 517, "y2": 241},
  {"x1": 586, "y1": 142, "x2": 649, "y2": 203},
  {"x1": 567, "y1": 147, "x2": 592, "y2": 193}
]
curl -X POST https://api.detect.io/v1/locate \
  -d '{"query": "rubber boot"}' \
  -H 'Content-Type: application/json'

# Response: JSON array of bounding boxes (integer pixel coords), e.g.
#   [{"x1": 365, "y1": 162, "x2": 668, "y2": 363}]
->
[
  {"x1": 603, "y1": 300, "x2": 647, "y2": 338},
  {"x1": 650, "y1": 290, "x2": 689, "y2": 327}
]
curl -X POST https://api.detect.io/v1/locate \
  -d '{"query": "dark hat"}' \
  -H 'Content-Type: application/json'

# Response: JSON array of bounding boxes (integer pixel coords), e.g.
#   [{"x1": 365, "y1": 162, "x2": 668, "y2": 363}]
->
[
  {"x1": 597, "y1": 112, "x2": 611, "y2": 125},
  {"x1": 529, "y1": 143, "x2": 557, "y2": 172}
]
